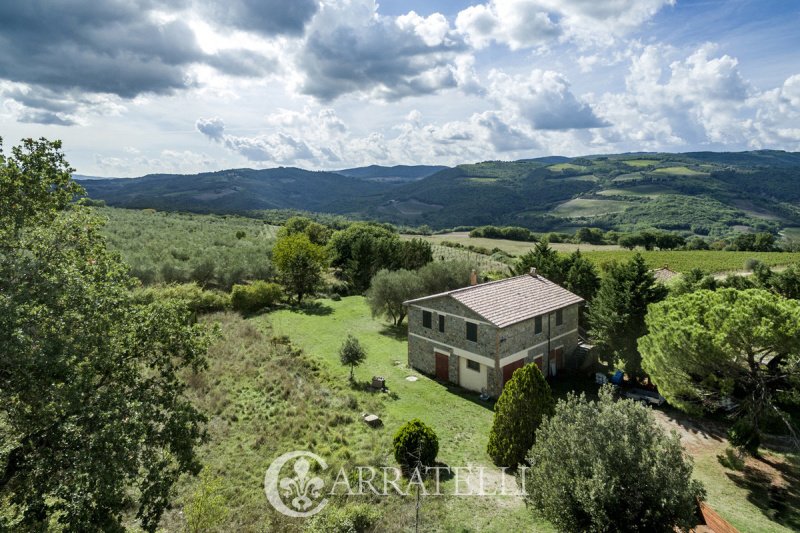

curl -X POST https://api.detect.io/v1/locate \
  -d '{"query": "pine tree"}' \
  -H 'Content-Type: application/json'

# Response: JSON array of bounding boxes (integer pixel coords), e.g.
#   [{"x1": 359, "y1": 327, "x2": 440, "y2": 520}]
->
[
  {"x1": 513, "y1": 241, "x2": 563, "y2": 281},
  {"x1": 587, "y1": 254, "x2": 667, "y2": 378},
  {"x1": 563, "y1": 250, "x2": 600, "y2": 301}
]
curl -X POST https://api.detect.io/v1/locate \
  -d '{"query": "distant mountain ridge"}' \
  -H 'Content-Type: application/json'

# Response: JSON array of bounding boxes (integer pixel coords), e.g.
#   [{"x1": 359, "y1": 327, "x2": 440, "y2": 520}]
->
[
  {"x1": 334, "y1": 164, "x2": 449, "y2": 181},
  {"x1": 78, "y1": 150, "x2": 800, "y2": 237}
]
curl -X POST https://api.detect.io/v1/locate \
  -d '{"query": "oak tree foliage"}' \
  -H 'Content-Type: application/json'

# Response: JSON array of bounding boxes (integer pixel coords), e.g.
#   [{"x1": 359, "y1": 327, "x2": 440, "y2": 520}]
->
[
  {"x1": 272, "y1": 232, "x2": 327, "y2": 303},
  {"x1": 0, "y1": 138, "x2": 211, "y2": 531}
]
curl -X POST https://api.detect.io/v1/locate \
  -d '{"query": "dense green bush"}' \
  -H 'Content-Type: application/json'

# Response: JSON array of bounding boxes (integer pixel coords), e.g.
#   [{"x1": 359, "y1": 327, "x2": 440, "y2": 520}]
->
[
  {"x1": 524, "y1": 388, "x2": 704, "y2": 532},
  {"x1": 618, "y1": 230, "x2": 686, "y2": 250},
  {"x1": 487, "y1": 363, "x2": 554, "y2": 468},
  {"x1": 326, "y1": 279, "x2": 350, "y2": 297},
  {"x1": 132, "y1": 283, "x2": 231, "y2": 313},
  {"x1": 328, "y1": 222, "x2": 403, "y2": 293},
  {"x1": 514, "y1": 243, "x2": 600, "y2": 301},
  {"x1": 727, "y1": 232, "x2": 776, "y2": 252},
  {"x1": 231, "y1": 281, "x2": 283, "y2": 313},
  {"x1": 470, "y1": 225, "x2": 537, "y2": 242},
  {"x1": 393, "y1": 419, "x2": 439, "y2": 474},
  {"x1": 304, "y1": 503, "x2": 380, "y2": 533}
]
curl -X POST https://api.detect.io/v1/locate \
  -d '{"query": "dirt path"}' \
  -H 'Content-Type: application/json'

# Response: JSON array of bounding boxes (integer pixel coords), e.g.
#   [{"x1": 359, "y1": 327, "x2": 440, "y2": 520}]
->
[{"x1": 651, "y1": 408, "x2": 728, "y2": 454}]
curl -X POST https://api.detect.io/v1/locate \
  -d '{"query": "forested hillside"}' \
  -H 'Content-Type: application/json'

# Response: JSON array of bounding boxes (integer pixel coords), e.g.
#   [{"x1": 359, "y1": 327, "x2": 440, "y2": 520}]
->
[{"x1": 79, "y1": 150, "x2": 800, "y2": 237}]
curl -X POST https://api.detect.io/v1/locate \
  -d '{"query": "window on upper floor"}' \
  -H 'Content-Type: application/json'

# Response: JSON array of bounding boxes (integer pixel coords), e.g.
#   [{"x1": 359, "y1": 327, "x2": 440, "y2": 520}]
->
[
  {"x1": 438, "y1": 315, "x2": 445, "y2": 333},
  {"x1": 556, "y1": 309, "x2": 563, "y2": 326},
  {"x1": 534, "y1": 316, "x2": 542, "y2": 334},
  {"x1": 423, "y1": 310, "x2": 432, "y2": 329},
  {"x1": 466, "y1": 359, "x2": 480, "y2": 372},
  {"x1": 466, "y1": 322, "x2": 478, "y2": 342}
]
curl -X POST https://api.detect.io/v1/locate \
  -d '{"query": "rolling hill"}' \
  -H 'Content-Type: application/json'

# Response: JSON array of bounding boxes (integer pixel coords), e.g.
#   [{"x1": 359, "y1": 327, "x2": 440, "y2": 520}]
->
[
  {"x1": 81, "y1": 167, "x2": 392, "y2": 213},
  {"x1": 334, "y1": 164, "x2": 449, "y2": 181},
  {"x1": 79, "y1": 150, "x2": 800, "y2": 237}
]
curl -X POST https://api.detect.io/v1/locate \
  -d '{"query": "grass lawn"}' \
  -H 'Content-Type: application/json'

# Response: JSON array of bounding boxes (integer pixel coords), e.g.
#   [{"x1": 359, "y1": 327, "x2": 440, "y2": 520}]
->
[
  {"x1": 552, "y1": 198, "x2": 634, "y2": 217},
  {"x1": 264, "y1": 297, "x2": 551, "y2": 532},
  {"x1": 780, "y1": 227, "x2": 800, "y2": 240},
  {"x1": 692, "y1": 450, "x2": 800, "y2": 532},
  {"x1": 652, "y1": 166, "x2": 707, "y2": 176},
  {"x1": 548, "y1": 163, "x2": 589, "y2": 171},
  {"x1": 162, "y1": 298, "x2": 800, "y2": 532},
  {"x1": 622, "y1": 159, "x2": 658, "y2": 167},
  {"x1": 597, "y1": 184, "x2": 674, "y2": 197}
]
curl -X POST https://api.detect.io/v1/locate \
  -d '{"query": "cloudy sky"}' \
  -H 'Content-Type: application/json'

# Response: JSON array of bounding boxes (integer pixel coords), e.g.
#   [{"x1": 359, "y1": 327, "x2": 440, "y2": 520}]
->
[{"x1": 1, "y1": 0, "x2": 799, "y2": 176}]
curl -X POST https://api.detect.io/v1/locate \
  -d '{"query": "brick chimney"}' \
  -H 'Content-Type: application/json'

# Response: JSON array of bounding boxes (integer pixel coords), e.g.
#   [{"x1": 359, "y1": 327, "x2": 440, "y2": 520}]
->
[
  {"x1": 470, "y1": 270, "x2": 478, "y2": 286},
  {"x1": 530, "y1": 267, "x2": 537, "y2": 277}
]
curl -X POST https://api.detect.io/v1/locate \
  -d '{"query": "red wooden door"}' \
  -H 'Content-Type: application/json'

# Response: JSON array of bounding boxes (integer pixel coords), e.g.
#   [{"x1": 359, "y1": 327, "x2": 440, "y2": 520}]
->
[
  {"x1": 502, "y1": 359, "x2": 525, "y2": 386},
  {"x1": 435, "y1": 352, "x2": 449, "y2": 381}
]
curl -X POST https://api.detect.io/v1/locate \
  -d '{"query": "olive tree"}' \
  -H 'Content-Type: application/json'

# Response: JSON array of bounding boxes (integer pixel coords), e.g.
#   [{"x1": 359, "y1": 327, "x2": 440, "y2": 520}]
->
[
  {"x1": 339, "y1": 334, "x2": 367, "y2": 381},
  {"x1": 366, "y1": 269, "x2": 423, "y2": 325}
]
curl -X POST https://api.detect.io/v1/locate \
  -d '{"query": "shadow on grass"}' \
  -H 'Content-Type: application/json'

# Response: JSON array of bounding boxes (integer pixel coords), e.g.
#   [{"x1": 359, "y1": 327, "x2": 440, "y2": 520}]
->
[
  {"x1": 725, "y1": 453, "x2": 800, "y2": 531},
  {"x1": 437, "y1": 380, "x2": 495, "y2": 412},
  {"x1": 654, "y1": 405, "x2": 729, "y2": 444},
  {"x1": 348, "y1": 379, "x2": 378, "y2": 392},
  {"x1": 294, "y1": 301, "x2": 333, "y2": 316},
  {"x1": 379, "y1": 323, "x2": 408, "y2": 341},
  {"x1": 347, "y1": 379, "x2": 398, "y2": 401},
  {"x1": 397, "y1": 460, "x2": 456, "y2": 483}
]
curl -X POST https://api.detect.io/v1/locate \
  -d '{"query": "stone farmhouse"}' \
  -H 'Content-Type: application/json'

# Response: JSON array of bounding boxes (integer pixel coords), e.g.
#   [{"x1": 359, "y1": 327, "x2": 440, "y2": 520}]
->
[{"x1": 404, "y1": 270, "x2": 586, "y2": 397}]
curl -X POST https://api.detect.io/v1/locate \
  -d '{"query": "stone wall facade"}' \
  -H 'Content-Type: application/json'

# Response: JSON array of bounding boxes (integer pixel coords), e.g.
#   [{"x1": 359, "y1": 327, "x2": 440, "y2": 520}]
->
[{"x1": 407, "y1": 295, "x2": 582, "y2": 397}]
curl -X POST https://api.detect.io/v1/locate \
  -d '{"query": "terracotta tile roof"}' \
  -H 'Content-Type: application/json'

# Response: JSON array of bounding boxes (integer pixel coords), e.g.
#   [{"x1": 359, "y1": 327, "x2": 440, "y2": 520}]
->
[{"x1": 405, "y1": 273, "x2": 584, "y2": 328}]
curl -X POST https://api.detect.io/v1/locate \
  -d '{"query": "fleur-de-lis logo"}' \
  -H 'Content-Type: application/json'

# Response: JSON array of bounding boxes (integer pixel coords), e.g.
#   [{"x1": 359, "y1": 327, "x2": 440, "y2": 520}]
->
[
  {"x1": 265, "y1": 451, "x2": 329, "y2": 517},
  {"x1": 279, "y1": 457, "x2": 325, "y2": 512}
]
